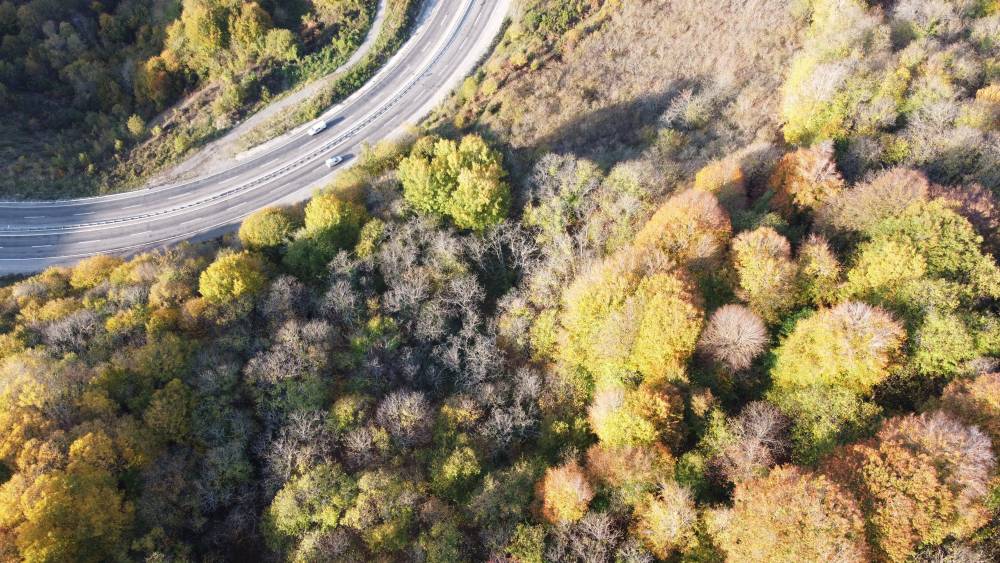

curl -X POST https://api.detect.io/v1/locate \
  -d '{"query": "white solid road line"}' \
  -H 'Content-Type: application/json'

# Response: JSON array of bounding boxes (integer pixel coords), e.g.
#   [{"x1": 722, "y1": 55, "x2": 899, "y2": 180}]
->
[
  {"x1": 0, "y1": 0, "x2": 474, "y2": 238},
  {"x1": 0, "y1": 0, "x2": 511, "y2": 272}
]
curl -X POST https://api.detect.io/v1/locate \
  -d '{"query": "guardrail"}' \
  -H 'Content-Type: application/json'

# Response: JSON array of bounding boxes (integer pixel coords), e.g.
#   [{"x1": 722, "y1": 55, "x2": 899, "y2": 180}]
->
[{"x1": 0, "y1": 0, "x2": 479, "y2": 236}]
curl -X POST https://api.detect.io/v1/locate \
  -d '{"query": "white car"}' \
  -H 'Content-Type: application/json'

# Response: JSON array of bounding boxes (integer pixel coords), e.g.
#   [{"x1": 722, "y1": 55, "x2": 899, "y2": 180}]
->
[
  {"x1": 307, "y1": 121, "x2": 327, "y2": 135},
  {"x1": 325, "y1": 156, "x2": 344, "y2": 168}
]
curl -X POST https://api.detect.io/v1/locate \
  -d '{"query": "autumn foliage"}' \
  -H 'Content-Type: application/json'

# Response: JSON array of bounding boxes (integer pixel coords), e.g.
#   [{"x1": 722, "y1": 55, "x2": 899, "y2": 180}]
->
[
  {"x1": 712, "y1": 465, "x2": 870, "y2": 562},
  {"x1": 535, "y1": 461, "x2": 594, "y2": 524}
]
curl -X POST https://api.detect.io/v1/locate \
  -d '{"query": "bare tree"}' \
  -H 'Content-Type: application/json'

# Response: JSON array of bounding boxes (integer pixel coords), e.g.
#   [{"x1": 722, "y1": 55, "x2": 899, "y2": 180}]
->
[
  {"x1": 714, "y1": 401, "x2": 791, "y2": 484},
  {"x1": 546, "y1": 511, "x2": 623, "y2": 563},
  {"x1": 263, "y1": 411, "x2": 335, "y2": 488},
  {"x1": 697, "y1": 304, "x2": 768, "y2": 371},
  {"x1": 42, "y1": 309, "x2": 101, "y2": 356},
  {"x1": 376, "y1": 390, "x2": 433, "y2": 448},
  {"x1": 260, "y1": 275, "x2": 311, "y2": 324}
]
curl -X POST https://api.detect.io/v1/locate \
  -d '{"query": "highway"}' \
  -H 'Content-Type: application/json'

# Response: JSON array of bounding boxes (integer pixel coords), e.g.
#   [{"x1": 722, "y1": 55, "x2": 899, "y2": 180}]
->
[{"x1": 0, "y1": 0, "x2": 509, "y2": 274}]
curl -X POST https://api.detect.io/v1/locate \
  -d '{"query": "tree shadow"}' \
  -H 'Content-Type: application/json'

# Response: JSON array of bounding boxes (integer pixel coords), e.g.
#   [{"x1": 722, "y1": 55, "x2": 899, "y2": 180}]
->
[{"x1": 461, "y1": 81, "x2": 702, "y2": 197}]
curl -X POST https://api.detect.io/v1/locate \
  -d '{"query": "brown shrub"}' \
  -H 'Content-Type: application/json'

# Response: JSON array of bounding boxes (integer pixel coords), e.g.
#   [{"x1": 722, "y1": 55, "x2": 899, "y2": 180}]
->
[
  {"x1": 817, "y1": 167, "x2": 930, "y2": 234},
  {"x1": 769, "y1": 141, "x2": 845, "y2": 215},
  {"x1": 939, "y1": 372, "x2": 1000, "y2": 452}
]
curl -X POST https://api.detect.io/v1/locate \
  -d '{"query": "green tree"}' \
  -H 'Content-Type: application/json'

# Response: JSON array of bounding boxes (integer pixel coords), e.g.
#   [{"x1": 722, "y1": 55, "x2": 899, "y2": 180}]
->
[
  {"x1": 769, "y1": 302, "x2": 905, "y2": 462},
  {"x1": 143, "y1": 379, "x2": 194, "y2": 444},
  {"x1": 505, "y1": 523, "x2": 545, "y2": 563},
  {"x1": 266, "y1": 463, "x2": 358, "y2": 553},
  {"x1": 342, "y1": 470, "x2": 419, "y2": 554},
  {"x1": 418, "y1": 518, "x2": 465, "y2": 563},
  {"x1": 429, "y1": 443, "x2": 481, "y2": 502},
  {"x1": 870, "y1": 199, "x2": 996, "y2": 286},
  {"x1": 841, "y1": 238, "x2": 927, "y2": 308},
  {"x1": 126, "y1": 114, "x2": 145, "y2": 138},
  {"x1": 173, "y1": 0, "x2": 228, "y2": 74},
  {"x1": 911, "y1": 311, "x2": 976, "y2": 378},
  {"x1": 398, "y1": 134, "x2": 510, "y2": 230}
]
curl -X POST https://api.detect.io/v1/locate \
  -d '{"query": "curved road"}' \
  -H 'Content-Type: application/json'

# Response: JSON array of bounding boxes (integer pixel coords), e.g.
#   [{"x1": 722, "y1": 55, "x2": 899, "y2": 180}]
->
[{"x1": 0, "y1": 0, "x2": 508, "y2": 274}]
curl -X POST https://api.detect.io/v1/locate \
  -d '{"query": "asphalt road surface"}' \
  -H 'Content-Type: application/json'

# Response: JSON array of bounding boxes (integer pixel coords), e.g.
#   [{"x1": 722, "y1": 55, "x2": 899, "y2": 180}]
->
[{"x1": 0, "y1": 0, "x2": 508, "y2": 274}]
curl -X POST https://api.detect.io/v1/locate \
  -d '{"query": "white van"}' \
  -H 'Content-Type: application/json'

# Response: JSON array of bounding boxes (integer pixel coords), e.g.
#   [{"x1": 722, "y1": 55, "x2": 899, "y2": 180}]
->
[{"x1": 308, "y1": 121, "x2": 327, "y2": 136}]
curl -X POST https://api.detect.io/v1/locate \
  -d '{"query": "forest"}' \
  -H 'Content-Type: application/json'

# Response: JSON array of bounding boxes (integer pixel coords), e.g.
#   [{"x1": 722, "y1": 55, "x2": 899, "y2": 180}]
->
[
  {"x1": 1, "y1": 0, "x2": 1000, "y2": 561},
  {"x1": 0, "y1": 0, "x2": 400, "y2": 199}
]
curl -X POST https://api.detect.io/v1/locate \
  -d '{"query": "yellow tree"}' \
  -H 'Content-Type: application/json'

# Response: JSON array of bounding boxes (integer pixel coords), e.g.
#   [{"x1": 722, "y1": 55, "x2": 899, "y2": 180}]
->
[
  {"x1": 588, "y1": 384, "x2": 684, "y2": 449},
  {"x1": 561, "y1": 248, "x2": 702, "y2": 386},
  {"x1": 841, "y1": 238, "x2": 927, "y2": 307},
  {"x1": 796, "y1": 234, "x2": 841, "y2": 306},
  {"x1": 238, "y1": 206, "x2": 300, "y2": 252},
  {"x1": 198, "y1": 250, "x2": 268, "y2": 304},
  {"x1": 771, "y1": 301, "x2": 905, "y2": 396},
  {"x1": 303, "y1": 193, "x2": 367, "y2": 244},
  {"x1": 173, "y1": 0, "x2": 228, "y2": 73},
  {"x1": 693, "y1": 158, "x2": 746, "y2": 209},
  {"x1": 585, "y1": 443, "x2": 674, "y2": 506},
  {"x1": 535, "y1": 461, "x2": 593, "y2": 524},
  {"x1": 0, "y1": 432, "x2": 133, "y2": 563},
  {"x1": 632, "y1": 480, "x2": 697, "y2": 559},
  {"x1": 228, "y1": 2, "x2": 272, "y2": 65},
  {"x1": 634, "y1": 189, "x2": 732, "y2": 273},
  {"x1": 398, "y1": 134, "x2": 510, "y2": 230},
  {"x1": 70, "y1": 255, "x2": 124, "y2": 290},
  {"x1": 731, "y1": 227, "x2": 798, "y2": 323}
]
